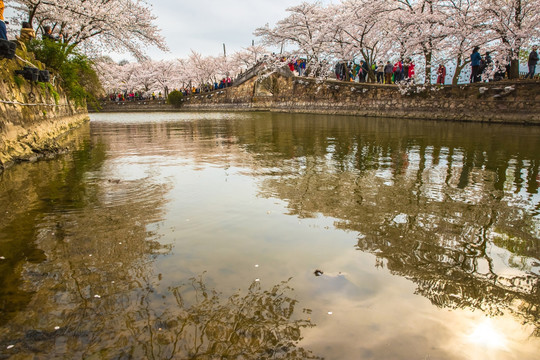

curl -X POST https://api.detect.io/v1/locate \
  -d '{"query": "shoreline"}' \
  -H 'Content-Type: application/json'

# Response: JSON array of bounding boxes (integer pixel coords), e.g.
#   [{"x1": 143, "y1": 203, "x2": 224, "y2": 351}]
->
[{"x1": 93, "y1": 77, "x2": 540, "y2": 126}]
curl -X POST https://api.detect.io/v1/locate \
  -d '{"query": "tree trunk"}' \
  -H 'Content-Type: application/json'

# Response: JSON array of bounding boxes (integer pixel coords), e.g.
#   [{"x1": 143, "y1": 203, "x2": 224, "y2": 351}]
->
[
  {"x1": 424, "y1": 51, "x2": 432, "y2": 84},
  {"x1": 452, "y1": 54, "x2": 467, "y2": 85},
  {"x1": 509, "y1": 59, "x2": 520, "y2": 79}
]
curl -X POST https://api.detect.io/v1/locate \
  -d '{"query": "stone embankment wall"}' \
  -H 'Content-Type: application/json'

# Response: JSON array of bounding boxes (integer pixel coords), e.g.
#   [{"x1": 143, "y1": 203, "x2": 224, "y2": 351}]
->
[
  {"x1": 96, "y1": 72, "x2": 540, "y2": 125},
  {"x1": 0, "y1": 54, "x2": 88, "y2": 172}
]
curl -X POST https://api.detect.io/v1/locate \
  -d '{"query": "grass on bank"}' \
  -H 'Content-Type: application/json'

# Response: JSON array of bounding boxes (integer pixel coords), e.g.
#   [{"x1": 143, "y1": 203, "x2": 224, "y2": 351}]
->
[{"x1": 23, "y1": 39, "x2": 103, "y2": 108}]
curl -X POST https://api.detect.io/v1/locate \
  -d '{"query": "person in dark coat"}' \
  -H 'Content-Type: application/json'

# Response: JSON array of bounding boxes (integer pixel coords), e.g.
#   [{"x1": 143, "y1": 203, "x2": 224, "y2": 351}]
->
[
  {"x1": 360, "y1": 60, "x2": 369, "y2": 82},
  {"x1": 525, "y1": 45, "x2": 538, "y2": 79},
  {"x1": 470, "y1": 46, "x2": 482, "y2": 83}
]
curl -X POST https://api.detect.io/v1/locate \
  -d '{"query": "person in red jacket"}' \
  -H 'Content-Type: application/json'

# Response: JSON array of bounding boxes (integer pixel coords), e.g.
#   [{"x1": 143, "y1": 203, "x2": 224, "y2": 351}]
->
[
  {"x1": 407, "y1": 59, "x2": 415, "y2": 80},
  {"x1": 436, "y1": 64, "x2": 446, "y2": 85}
]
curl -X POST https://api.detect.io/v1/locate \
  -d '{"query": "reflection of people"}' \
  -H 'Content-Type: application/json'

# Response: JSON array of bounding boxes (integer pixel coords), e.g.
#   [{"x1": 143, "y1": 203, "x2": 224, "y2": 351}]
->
[
  {"x1": 17, "y1": 22, "x2": 36, "y2": 42},
  {"x1": 525, "y1": 45, "x2": 538, "y2": 79},
  {"x1": 0, "y1": 0, "x2": 7, "y2": 41}
]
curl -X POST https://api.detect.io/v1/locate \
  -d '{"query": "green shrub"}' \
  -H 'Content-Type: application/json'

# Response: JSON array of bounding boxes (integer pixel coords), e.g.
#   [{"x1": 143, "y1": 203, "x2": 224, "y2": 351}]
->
[
  {"x1": 26, "y1": 39, "x2": 103, "y2": 107},
  {"x1": 13, "y1": 74, "x2": 24, "y2": 88},
  {"x1": 168, "y1": 90, "x2": 184, "y2": 108},
  {"x1": 47, "y1": 83, "x2": 60, "y2": 105}
]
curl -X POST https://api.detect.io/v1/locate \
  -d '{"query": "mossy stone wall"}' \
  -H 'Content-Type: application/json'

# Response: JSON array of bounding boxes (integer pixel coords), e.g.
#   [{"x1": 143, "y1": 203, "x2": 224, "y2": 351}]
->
[{"x1": 0, "y1": 49, "x2": 88, "y2": 171}]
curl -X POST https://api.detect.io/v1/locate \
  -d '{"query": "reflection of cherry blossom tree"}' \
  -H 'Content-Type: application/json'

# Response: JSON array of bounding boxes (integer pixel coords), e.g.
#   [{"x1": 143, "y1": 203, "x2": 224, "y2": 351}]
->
[
  {"x1": 126, "y1": 276, "x2": 320, "y2": 359},
  {"x1": 10, "y1": 0, "x2": 167, "y2": 60}
]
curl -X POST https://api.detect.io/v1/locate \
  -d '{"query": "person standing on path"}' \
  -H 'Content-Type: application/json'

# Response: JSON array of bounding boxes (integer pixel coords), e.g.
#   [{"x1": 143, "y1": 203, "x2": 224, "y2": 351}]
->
[
  {"x1": 436, "y1": 64, "x2": 446, "y2": 85},
  {"x1": 525, "y1": 45, "x2": 538, "y2": 79},
  {"x1": 470, "y1": 46, "x2": 482, "y2": 83},
  {"x1": 0, "y1": 0, "x2": 7, "y2": 41},
  {"x1": 384, "y1": 61, "x2": 393, "y2": 84},
  {"x1": 376, "y1": 61, "x2": 384, "y2": 83}
]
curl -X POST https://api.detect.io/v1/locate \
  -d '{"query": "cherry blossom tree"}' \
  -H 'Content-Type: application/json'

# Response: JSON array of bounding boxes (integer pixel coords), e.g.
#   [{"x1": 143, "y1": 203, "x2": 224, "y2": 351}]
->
[
  {"x1": 230, "y1": 44, "x2": 267, "y2": 71},
  {"x1": 254, "y1": 2, "x2": 334, "y2": 76},
  {"x1": 254, "y1": 0, "x2": 540, "y2": 83},
  {"x1": 330, "y1": 0, "x2": 399, "y2": 80},
  {"x1": 10, "y1": 0, "x2": 167, "y2": 60},
  {"x1": 479, "y1": 0, "x2": 540, "y2": 79},
  {"x1": 86, "y1": 0, "x2": 540, "y2": 93},
  {"x1": 436, "y1": 0, "x2": 486, "y2": 84},
  {"x1": 388, "y1": 0, "x2": 449, "y2": 82}
]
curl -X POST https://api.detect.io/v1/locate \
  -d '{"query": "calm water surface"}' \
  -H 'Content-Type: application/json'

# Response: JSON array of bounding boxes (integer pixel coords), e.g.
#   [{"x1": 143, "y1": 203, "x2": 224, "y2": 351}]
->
[{"x1": 1, "y1": 112, "x2": 539, "y2": 359}]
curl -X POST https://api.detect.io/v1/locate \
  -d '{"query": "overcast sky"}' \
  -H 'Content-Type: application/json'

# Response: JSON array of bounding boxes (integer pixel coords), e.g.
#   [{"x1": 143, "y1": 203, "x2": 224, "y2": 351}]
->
[{"x1": 147, "y1": 0, "x2": 332, "y2": 61}]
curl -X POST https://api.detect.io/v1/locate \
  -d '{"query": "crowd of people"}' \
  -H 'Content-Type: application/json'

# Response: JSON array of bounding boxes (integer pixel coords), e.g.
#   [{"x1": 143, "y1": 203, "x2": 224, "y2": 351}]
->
[
  {"x1": 469, "y1": 46, "x2": 538, "y2": 82},
  {"x1": 187, "y1": 76, "x2": 233, "y2": 95},
  {"x1": 328, "y1": 45, "x2": 538, "y2": 85},
  {"x1": 106, "y1": 76, "x2": 235, "y2": 103},
  {"x1": 331, "y1": 58, "x2": 417, "y2": 84}
]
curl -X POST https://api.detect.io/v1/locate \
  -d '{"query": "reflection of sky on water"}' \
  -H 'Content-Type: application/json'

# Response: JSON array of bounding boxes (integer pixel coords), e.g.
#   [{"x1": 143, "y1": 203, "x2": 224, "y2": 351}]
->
[{"x1": 0, "y1": 112, "x2": 539, "y2": 359}]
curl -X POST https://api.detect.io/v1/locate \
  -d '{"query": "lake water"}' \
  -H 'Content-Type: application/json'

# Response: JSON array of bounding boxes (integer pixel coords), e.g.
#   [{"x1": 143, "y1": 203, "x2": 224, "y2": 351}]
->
[{"x1": 1, "y1": 112, "x2": 539, "y2": 359}]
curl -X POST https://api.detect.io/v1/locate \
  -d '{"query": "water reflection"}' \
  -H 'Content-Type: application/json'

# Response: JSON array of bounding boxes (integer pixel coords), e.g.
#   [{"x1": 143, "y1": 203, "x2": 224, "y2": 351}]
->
[
  {"x1": 89, "y1": 112, "x2": 540, "y2": 344},
  {"x1": 247, "y1": 114, "x2": 540, "y2": 336},
  {"x1": 0, "y1": 124, "x2": 171, "y2": 355},
  {"x1": 125, "y1": 276, "x2": 318, "y2": 359},
  {"x1": 1, "y1": 272, "x2": 317, "y2": 359},
  {"x1": 0, "y1": 116, "x2": 319, "y2": 358},
  {"x1": 1, "y1": 112, "x2": 539, "y2": 358}
]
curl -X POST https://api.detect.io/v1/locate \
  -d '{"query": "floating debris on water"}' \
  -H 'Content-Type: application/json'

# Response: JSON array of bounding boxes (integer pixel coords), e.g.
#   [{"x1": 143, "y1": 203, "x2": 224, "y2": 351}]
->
[
  {"x1": 255, "y1": 264, "x2": 259, "y2": 268},
  {"x1": 314, "y1": 269, "x2": 324, "y2": 276},
  {"x1": 255, "y1": 278, "x2": 260, "y2": 282},
  {"x1": 328, "y1": 312, "x2": 333, "y2": 315}
]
